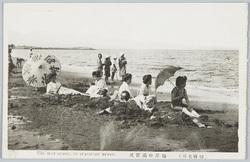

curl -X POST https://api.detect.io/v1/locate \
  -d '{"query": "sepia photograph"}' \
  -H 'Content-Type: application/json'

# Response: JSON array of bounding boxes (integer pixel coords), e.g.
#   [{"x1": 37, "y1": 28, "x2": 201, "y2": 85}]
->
[{"x1": 2, "y1": 3, "x2": 248, "y2": 159}]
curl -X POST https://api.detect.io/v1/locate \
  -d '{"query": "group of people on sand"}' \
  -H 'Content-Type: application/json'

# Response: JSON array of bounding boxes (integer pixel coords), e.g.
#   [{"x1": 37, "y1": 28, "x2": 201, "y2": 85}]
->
[
  {"x1": 44, "y1": 52, "x2": 208, "y2": 128},
  {"x1": 97, "y1": 52, "x2": 127, "y2": 83},
  {"x1": 8, "y1": 46, "x2": 208, "y2": 128}
]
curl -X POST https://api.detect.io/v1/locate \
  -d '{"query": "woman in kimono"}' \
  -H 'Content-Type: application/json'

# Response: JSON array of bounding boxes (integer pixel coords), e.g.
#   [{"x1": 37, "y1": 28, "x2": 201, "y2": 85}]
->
[
  {"x1": 46, "y1": 73, "x2": 85, "y2": 95},
  {"x1": 86, "y1": 70, "x2": 108, "y2": 98},
  {"x1": 118, "y1": 52, "x2": 127, "y2": 80},
  {"x1": 136, "y1": 74, "x2": 157, "y2": 110},
  {"x1": 110, "y1": 73, "x2": 133, "y2": 101},
  {"x1": 104, "y1": 55, "x2": 112, "y2": 83}
]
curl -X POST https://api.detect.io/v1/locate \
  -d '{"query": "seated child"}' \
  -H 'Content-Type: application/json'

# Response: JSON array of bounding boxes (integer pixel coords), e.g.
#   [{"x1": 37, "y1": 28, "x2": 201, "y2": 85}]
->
[
  {"x1": 86, "y1": 70, "x2": 108, "y2": 98},
  {"x1": 171, "y1": 76, "x2": 206, "y2": 128},
  {"x1": 110, "y1": 73, "x2": 133, "y2": 101},
  {"x1": 46, "y1": 73, "x2": 85, "y2": 95},
  {"x1": 96, "y1": 90, "x2": 131, "y2": 114},
  {"x1": 136, "y1": 74, "x2": 157, "y2": 110}
]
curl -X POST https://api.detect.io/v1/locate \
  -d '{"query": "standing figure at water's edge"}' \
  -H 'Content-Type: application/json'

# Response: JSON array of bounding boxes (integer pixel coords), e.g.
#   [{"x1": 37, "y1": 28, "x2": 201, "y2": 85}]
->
[
  {"x1": 97, "y1": 53, "x2": 104, "y2": 77},
  {"x1": 104, "y1": 55, "x2": 112, "y2": 83},
  {"x1": 28, "y1": 48, "x2": 33, "y2": 58},
  {"x1": 111, "y1": 55, "x2": 118, "y2": 82},
  {"x1": 8, "y1": 46, "x2": 15, "y2": 76},
  {"x1": 118, "y1": 52, "x2": 127, "y2": 80}
]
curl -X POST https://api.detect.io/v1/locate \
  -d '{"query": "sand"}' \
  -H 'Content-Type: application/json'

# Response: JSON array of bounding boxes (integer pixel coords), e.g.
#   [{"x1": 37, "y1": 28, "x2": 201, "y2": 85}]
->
[{"x1": 6, "y1": 66, "x2": 238, "y2": 152}]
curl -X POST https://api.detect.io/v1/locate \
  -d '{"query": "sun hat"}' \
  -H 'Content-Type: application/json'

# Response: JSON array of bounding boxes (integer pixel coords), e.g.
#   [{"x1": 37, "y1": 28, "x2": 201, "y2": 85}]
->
[
  {"x1": 112, "y1": 55, "x2": 117, "y2": 59},
  {"x1": 105, "y1": 55, "x2": 111, "y2": 58}
]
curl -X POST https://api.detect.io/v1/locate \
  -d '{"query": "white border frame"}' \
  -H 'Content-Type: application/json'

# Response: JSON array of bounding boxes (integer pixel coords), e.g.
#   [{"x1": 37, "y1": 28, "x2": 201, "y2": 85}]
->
[{"x1": 1, "y1": 1, "x2": 248, "y2": 160}]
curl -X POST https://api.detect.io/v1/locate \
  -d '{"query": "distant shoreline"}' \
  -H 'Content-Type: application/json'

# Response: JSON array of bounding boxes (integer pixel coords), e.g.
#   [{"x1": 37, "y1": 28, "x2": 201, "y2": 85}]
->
[{"x1": 11, "y1": 47, "x2": 95, "y2": 50}]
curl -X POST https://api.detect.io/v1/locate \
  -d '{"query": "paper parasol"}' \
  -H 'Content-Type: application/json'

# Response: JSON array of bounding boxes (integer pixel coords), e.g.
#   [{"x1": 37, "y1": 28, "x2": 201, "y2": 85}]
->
[{"x1": 22, "y1": 54, "x2": 61, "y2": 87}]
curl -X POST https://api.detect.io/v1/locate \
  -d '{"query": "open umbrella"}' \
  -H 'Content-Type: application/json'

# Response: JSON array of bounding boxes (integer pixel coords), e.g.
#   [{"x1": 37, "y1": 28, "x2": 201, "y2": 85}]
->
[
  {"x1": 22, "y1": 54, "x2": 61, "y2": 87},
  {"x1": 155, "y1": 66, "x2": 182, "y2": 91}
]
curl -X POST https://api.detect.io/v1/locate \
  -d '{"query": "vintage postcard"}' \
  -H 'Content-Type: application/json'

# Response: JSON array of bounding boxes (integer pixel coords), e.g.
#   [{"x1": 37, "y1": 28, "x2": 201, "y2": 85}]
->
[{"x1": 2, "y1": 3, "x2": 248, "y2": 159}]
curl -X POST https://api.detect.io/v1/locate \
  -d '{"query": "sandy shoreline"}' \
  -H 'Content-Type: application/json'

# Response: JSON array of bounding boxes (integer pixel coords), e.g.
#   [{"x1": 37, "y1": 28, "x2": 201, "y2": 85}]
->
[{"x1": 6, "y1": 66, "x2": 239, "y2": 152}]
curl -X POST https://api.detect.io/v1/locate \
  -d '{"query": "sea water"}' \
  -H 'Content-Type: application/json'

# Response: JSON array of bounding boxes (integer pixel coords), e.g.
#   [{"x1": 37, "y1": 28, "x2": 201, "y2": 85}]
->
[{"x1": 11, "y1": 49, "x2": 239, "y2": 97}]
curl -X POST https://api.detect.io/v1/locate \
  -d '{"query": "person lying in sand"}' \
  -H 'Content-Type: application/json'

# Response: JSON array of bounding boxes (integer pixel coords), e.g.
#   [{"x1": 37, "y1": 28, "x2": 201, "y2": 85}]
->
[
  {"x1": 46, "y1": 73, "x2": 86, "y2": 95},
  {"x1": 86, "y1": 70, "x2": 108, "y2": 98},
  {"x1": 110, "y1": 73, "x2": 133, "y2": 101},
  {"x1": 171, "y1": 76, "x2": 208, "y2": 128},
  {"x1": 97, "y1": 90, "x2": 133, "y2": 114},
  {"x1": 135, "y1": 74, "x2": 157, "y2": 111}
]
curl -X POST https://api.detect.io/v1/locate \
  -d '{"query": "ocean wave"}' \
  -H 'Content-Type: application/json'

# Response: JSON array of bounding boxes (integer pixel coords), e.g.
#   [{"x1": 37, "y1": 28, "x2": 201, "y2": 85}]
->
[
  {"x1": 182, "y1": 69, "x2": 196, "y2": 72},
  {"x1": 187, "y1": 85, "x2": 239, "y2": 93}
]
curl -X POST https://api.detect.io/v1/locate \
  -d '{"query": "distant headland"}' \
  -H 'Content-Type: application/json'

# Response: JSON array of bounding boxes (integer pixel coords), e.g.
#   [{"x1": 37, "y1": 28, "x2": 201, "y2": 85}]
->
[{"x1": 8, "y1": 44, "x2": 95, "y2": 50}]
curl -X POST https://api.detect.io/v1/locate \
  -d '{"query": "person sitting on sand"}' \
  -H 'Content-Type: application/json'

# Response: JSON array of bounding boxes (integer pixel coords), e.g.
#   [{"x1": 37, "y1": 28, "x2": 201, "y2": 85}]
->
[
  {"x1": 97, "y1": 90, "x2": 132, "y2": 114},
  {"x1": 136, "y1": 74, "x2": 157, "y2": 110},
  {"x1": 46, "y1": 73, "x2": 85, "y2": 95},
  {"x1": 110, "y1": 73, "x2": 133, "y2": 101},
  {"x1": 171, "y1": 76, "x2": 206, "y2": 128},
  {"x1": 86, "y1": 70, "x2": 108, "y2": 98}
]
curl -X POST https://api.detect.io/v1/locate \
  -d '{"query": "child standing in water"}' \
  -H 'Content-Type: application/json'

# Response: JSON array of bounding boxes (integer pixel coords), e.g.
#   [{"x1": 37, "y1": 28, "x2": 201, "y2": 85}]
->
[{"x1": 171, "y1": 76, "x2": 206, "y2": 128}]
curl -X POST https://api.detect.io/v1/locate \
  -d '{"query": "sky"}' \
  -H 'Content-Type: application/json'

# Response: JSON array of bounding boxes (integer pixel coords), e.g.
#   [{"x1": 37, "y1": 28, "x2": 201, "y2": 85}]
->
[{"x1": 4, "y1": 3, "x2": 248, "y2": 49}]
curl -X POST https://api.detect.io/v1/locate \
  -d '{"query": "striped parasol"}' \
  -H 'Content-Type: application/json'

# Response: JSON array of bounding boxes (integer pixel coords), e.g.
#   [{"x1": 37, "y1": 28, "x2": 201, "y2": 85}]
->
[{"x1": 22, "y1": 53, "x2": 61, "y2": 87}]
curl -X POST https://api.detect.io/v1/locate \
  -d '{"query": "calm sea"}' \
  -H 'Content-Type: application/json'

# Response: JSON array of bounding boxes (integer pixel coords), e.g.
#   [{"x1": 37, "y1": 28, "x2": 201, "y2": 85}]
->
[{"x1": 11, "y1": 49, "x2": 239, "y2": 92}]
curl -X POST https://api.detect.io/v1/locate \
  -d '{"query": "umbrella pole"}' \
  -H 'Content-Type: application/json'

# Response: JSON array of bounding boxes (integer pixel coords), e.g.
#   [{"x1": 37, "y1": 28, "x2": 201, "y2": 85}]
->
[
  {"x1": 167, "y1": 79, "x2": 175, "y2": 88},
  {"x1": 168, "y1": 79, "x2": 181, "y2": 91}
]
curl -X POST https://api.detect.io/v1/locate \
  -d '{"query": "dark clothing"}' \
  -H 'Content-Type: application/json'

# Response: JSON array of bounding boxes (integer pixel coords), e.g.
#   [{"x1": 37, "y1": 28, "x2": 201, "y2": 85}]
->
[
  {"x1": 111, "y1": 72, "x2": 115, "y2": 81},
  {"x1": 104, "y1": 59, "x2": 112, "y2": 77},
  {"x1": 8, "y1": 52, "x2": 15, "y2": 75},
  {"x1": 119, "y1": 57, "x2": 127, "y2": 77},
  {"x1": 171, "y1": 87, "x2": 188, "y2": 107}
]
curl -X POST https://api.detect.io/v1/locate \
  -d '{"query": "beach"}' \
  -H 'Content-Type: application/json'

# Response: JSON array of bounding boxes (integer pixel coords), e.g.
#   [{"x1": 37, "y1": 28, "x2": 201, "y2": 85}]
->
[{"x1": 7, "y1": 64, "x2": 239, "y2": 152}]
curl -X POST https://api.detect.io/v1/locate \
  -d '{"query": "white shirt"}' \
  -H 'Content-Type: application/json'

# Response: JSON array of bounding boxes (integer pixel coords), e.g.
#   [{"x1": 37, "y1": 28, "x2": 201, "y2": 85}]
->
[
  {"x1": 112, "y1": 59, "x2": 118, "y2": 72},
  {"x1": 95, "y1": 79, "x2": 108, "y2": 90},
  {"x1": 138, "y1": 84, "x2": 151, "y2": 96},
  {"x1": 46, "y1": 82, "x2": 61, "y2": 94},
  {"x1": 118, "y1": 82, "x2": 133, "y2": 97},
  {"x1": 137, "y1": 83, "x2": 152, "y2": 102}
]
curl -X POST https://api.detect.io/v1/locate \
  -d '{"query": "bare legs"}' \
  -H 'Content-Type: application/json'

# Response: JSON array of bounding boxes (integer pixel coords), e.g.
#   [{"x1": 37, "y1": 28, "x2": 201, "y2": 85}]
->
[{"x1": 173, "y1": 106, "x2": 205, "y2": 128}]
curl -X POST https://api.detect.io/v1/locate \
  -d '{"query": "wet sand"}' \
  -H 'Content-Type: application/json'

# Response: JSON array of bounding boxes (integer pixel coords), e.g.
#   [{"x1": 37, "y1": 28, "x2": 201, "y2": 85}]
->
[{"x1": 6, "y1": 67, "x2": 238, "y2": 152}]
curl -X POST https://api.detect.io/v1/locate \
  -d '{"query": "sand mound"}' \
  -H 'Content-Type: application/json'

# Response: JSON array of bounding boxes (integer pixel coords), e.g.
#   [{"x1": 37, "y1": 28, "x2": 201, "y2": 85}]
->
[{"x1": 110, "y1": 101, "x2": 152, "y2": 121}]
